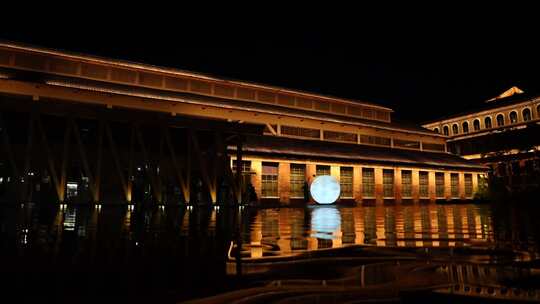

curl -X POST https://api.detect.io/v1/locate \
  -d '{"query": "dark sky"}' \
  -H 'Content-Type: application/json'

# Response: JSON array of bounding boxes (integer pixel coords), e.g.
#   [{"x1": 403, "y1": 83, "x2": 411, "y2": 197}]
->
[{"x1": 1, "y1": 11, "x2": 538, "y2": 124}]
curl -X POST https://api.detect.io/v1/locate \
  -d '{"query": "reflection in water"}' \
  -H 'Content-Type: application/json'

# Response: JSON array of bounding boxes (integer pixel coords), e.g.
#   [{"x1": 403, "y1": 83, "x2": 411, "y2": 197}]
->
[
  {"x1": 243, "y1": 204, "x2": 497, "y2": 258},
  {"x1": 310, "y1": 206, "x2": 341, "y2": 240},
  {"x1": 2, "y1": 202, "x2": 540, "y2": 302}
]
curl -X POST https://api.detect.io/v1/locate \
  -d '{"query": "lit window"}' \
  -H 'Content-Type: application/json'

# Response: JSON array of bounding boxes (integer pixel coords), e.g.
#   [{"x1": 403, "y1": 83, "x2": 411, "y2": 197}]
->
[
  {"x1": 473, "y1": 119, "x2": 480, "y2": 131},
  {"x1": 261, "y1": 162, "x2": 278, "y2": 197},
  {"x1": 383, "y1": 170, "x2": 394, "y2": 198},
  {"x1": 509, "y1": 111, "x2": 518, "y2": 124},
  {"x1": 419, "y1": 171, "x2": 429, "y2": 198},
  {"x1": 452, "y1": 124, "x2": 459, "y2": 135},
  {"x1": 290, "y1": 164, "x2": 305, "y2": 198},
  {"x1": 497, "y1": 114, "x2": 505, "y2": 127},
  {"x1": 523, "y1": 108, "x2": 532, "y2": 122},
  {"x1": 435, "y1": 173, "x2": 445, "y2": 198},
  {"x1": 484, "y1": 117, "x2": 492, "y2": 129},
  {"x1": 401, "y1": 170, "x2": 412, "y2": 198},
  {"x1": 450, "y1": 173, "x2": 459, "y2": 198},
  {"x1": 340, "y1": 167, "x2": 353, "y2": 198},
  {"x1": 362, "y1": 168, "x2": 375, "y2": 198}
]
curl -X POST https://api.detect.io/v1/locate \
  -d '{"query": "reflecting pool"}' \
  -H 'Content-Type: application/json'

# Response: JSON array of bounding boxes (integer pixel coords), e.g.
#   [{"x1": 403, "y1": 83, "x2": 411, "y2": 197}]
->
[{"x1": 1, "y1": 202, "x2": 539, "y2": 303}]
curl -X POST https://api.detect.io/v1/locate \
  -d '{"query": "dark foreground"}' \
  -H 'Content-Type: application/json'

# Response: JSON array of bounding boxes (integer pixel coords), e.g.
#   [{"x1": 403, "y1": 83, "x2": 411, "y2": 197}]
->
[{"x1": 1, "y1": 201, "x2": 540, "y2": 303}]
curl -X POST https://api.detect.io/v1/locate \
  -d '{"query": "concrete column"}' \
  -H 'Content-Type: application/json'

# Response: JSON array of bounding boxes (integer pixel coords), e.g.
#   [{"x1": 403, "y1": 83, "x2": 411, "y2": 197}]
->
[
  {"x1": 331, "y1": 165, "x2": 340, "y2": 181},
  {"x1": 375, "y1": 167, "x2": 383, "y2": 204},
  {"x1": 459, "y1": 172, "x2": 465, "y2": 200},
  {"x1": 353, "y1": 165, "x2": 362, "y2": 203},
  {"x1": 278, "y1": 162, "x2": 290, "y2": 204},
  {"x1": 394, "y1": 168, "x2": 402, "y2": 203},
  {"x1": 472, "y1": 172, "x2": 479, "y2": 195},
  {"x1": 428, "y1": 170, "x2": 436, "y2": 202},
  {"x1": 251, "y1": 160, "x2": 262, "y2": 201},
  {"x1": 444, "y1": 172, "x2": 451, "y2": 201},
  {"x1": 412, "y1": 169, "x2": 420, "y2": 203}
]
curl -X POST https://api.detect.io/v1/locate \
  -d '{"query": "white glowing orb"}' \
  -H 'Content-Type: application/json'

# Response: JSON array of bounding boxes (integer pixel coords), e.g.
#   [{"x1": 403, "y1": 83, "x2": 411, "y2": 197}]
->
[{"x1": 310, "y1": 175, "x2": 340, "y2": 205}]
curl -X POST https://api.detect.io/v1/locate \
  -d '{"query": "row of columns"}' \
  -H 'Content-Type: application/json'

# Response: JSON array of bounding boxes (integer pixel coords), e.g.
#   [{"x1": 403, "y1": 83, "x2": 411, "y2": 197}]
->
[{"x1": 240, "y1": 159, "x2": 481, "y2": 204}]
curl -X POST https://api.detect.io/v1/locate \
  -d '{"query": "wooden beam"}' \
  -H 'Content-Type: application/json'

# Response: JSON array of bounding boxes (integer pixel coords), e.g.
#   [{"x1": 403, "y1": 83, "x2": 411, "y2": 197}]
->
[
  {"x1": 36, "y1": 115, "x2": 64, "y2": 201},
  {"x1": 135, "y1": 124, "x2": 161, "y2": 203},
  {"x1": 105, "y1": 122, "x2": 129, "y2": 202},
  {"x1": 70, "y1": 118, "x2": 98, "y2": 202},
  {"x1": 164, "y1": 126, "x2": 190, "y2": 203},
  {"x1": 0, "y1": 112, "x2": 20, "y2": 179}
]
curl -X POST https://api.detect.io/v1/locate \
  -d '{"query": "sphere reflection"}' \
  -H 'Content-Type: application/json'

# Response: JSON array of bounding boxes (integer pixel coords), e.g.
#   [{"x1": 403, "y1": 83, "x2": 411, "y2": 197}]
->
[{"x1": 310, "y1": 206, "x2": 341, "y2": 240}]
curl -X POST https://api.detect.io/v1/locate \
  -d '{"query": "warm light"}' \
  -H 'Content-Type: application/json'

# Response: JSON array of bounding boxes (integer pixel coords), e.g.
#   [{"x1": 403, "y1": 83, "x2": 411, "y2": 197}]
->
[{"x1": 310, "y1": 175, "x2": 341, "y2": 205}]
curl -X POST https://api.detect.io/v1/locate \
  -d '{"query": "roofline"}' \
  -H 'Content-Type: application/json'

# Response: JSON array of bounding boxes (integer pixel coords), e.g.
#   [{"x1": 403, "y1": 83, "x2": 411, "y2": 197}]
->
[
  {"x1": 421, "y1": 95, "x2": 540, "y2": 126},
  {"x1": 0, "y1": 40, "x2": 394, "y2": 112},
  {"x1": 39, "y1": 77, "x2": 441, "y2": 137}
]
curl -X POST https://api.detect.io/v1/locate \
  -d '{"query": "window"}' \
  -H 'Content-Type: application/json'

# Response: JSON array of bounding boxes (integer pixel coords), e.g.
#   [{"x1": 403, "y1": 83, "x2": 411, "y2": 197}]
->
[
  {"x1": 464, "y1": 174, "x2": 473, "y2": 197},
  {"x1": 290, "y1": 164, "x2": 305, "y2": 198},
  {"x1": 422, "y1": 142, "x2": 445, "y2": 152},
  {"x1": 401, "y1": 170, "x2": 412, "y2": 198},
  {"x1": 450, "y1": 173, "x2": 459, "y2": 198},
  {"x1": 523, "y1": 108, "x2": 532, "y2": 122},
  {"x1": 281, "y1": 125, "x2": 320, "y2": 139},
  {"x1": 435, "y1": 172, "x2": 445, "y2": 198},
  {"x1": 360, "y1": 135, "x2": 391, "y2": 146},
  {"x1": 316, "y1": 165, "x2": 330, "y2": 176},
  {"x1": 433, "y1": 127, "x2": 439, "y2": 133},
  {"x1": 233, "y1": 160, "x2": 251, "y2": 173},
  {"x1": 261, "y1": 162, "x2": 279, "y2": 197},
  {"x1": 323, "y1": 130, "x2": 357, "y2": 143},
  {"x1": 452, "y1": 124, "x2": 459, "y2": 135},
  {"x1": 462, "y1": 121, "x2": 469, "y2": 133},
  {"x1": 340, "y1": 167, "x2": 353, "y2": 198},
  {"x1": 473, "y1": 119, "x2": 480, "y2": 131},
  {"x1": 443, "y1": 125, "x2": 449, "y2": 136},
  {"x1": 393, "y1": 139, "x2": 420, "y2": 149},
  {"x1": 362, "y1": 168, "x2": 375, "y2": 198},
  {"x1": 497, "y1": 114, "x2": 505, "y2": 127},
  {"x1": 383, "y1": 170, "x2": 394, "y2": 198},
  {"x1": 419, "y1": 171, "x2": 429, "y2": 198},
  {"x1": 485, "y1": 117, "x2": 492, "y2": 129},
  {"x1": 510, "y1": 111, "x2": 518, "y2": 124}
]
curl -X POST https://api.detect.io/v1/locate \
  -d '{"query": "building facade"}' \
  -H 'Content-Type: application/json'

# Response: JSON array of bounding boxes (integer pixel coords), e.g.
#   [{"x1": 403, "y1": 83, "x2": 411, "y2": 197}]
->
[
  {"x1": 422, "y1": 87, "x2": 540, "y2": 190},
  {"x1": 0, "y1": 42, "x2": 485, "y2": 205}
]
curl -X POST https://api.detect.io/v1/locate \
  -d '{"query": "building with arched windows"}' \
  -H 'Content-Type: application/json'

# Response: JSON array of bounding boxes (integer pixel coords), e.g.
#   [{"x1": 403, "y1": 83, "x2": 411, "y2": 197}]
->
[{"x1": 423, "y1": 86, "x2": 540, "y2": 187}]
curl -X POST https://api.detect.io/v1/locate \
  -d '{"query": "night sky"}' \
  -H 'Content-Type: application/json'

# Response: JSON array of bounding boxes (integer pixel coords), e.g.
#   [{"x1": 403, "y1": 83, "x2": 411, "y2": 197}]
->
[{"x1": 1, "y1": 12, "x2": 538, "y2": 124}]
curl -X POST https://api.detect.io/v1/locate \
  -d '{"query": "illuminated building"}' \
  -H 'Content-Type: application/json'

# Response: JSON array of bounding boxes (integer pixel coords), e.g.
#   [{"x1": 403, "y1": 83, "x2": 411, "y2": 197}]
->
[
  {"x1": 423, "y1": 87, "x2": 540, "y2": 188},
  {"x1": 0, "y1": 41, "x2": 485, "y2": 205}
]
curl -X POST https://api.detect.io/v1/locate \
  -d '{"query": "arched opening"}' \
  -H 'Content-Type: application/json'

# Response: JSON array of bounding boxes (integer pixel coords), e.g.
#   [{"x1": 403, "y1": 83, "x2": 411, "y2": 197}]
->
[
  {"x1": 485, "y1": 117, "x2": 492, "y2": 129},
  {"x1": 473, "y1": 119, "x2": 480, "y2": 131},
  {"x1": 433, "y1": 127, "x2": 439, "y2": 133},
  {"x1": 443, "y1": 125, "x2": 449, "y2": 136},
  {"x1": 452, "y1": 124, "x2": 459, "y2": 135},
  {"x1": 462, "y1": 121, "x2": 469, "y2": 133},
  {"x1": 497, "y1": 114, "x2": 505, "y2": 127},
  {"x1": 523, "y1": 108, "x2": 532, "y2": 121},
  {"x1": 537, "y1": 104, "x2": 540, "y2": 118},
  {"x1": 510, "y1": 111, "x2": 518, "y2": 124}
]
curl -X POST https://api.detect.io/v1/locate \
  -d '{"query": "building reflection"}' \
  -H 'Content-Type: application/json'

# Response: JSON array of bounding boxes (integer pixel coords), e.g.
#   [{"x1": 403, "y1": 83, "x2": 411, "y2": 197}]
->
[{"x1": 246, "y1": 204, "x2": 495, "y2": 256}]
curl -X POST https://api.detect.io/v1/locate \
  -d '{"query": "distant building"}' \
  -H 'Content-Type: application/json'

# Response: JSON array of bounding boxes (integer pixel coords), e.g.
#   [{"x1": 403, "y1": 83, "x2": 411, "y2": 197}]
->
[
  {"x1": 423, "y1": 87, "x2": 540, "y2": 189},
  {"x1": 0, "y1": 42, "x2": 485, "y2": 205}
]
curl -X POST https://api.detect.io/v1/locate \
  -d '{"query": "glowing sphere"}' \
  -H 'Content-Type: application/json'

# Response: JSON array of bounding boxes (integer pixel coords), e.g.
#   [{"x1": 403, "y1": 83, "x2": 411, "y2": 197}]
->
[{"x1": 310, "y1": 175, "x2": 340, "y2": 205}]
